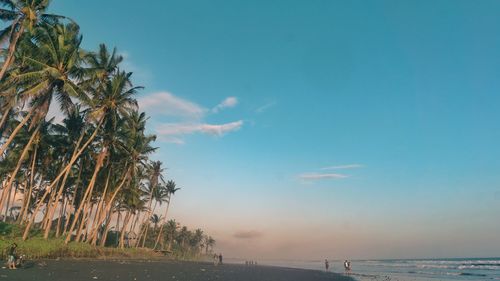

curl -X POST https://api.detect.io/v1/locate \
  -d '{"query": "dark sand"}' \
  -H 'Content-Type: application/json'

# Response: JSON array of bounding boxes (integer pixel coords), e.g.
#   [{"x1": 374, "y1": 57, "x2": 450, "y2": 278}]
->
[{"x1": 0, "y1": 259, "x2": 355, "y2": 281}]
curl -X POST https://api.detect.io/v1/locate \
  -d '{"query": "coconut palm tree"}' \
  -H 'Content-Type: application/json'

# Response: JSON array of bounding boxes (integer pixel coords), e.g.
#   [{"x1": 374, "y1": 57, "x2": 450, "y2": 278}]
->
[
  {"x1": 0, "y1": 22, "x2": 87, "y2": 160},
  {"x1": 64, "y1": 70, "x2": 140, "y2": 244},
  {"x1": 0, "y1": 0, "x2": 71, "y2": 81},
  {"x1": 205, "y1": 236, "x2": 215, "y2": 255},
  {"x1": 150, "y1": 214, "x2": 161, "y2": 232},
  {"x1": 154, "y1": 180, "x2": 179, "y2": 249}
]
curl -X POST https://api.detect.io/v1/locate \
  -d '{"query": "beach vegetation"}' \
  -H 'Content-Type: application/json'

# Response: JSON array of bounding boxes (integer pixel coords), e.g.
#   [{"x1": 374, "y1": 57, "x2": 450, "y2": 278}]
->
[{"x1": 0, "y1": 0, "x2": 214, "y2": 260}]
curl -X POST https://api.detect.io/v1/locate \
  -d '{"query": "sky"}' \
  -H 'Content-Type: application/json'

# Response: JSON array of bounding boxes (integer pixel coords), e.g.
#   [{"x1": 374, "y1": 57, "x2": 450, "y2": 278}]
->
[{"x1": 49, "y1": 0, "x2": 500, "y2": 260}]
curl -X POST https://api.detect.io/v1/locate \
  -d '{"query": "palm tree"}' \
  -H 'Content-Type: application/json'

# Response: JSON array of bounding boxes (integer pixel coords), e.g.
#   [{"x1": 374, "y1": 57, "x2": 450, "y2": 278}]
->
[
  {"x1": 150, "y1": 214, "x2": 161, "y2": 232},
  {"x1": 64, "y1": 70, "x2": 140, "y2": 244},
  {"x1": 205, "y1": 236, "x2": 215, "y2": 255},
  {"x1": 138, "y1": 160, "x2": 164, "y2": 247},
  {"x1": 0, "y1": 0, "x2": 71, "y2": 80},
  {"x1": 154, "y1": 180, "x2": 180, "y2": 249},
  {"x1": 82, "y1": 43, "x2": 123, "y2": 85},
  {"x1": 0, "y1": 22, "x2": 87, "y2": 160},
  {"x1": 16, "y1": 23, "x2": 93, "y2": 240}
]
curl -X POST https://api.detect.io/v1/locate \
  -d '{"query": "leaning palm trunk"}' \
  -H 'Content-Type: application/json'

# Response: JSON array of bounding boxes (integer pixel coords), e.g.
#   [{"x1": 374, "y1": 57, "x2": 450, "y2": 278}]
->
[
  {"x1": 75, "y1": 201, "x2": 94, "y2": 242},
  {"x1": 2, "y1": 183, "x2": 13, "y2": 222},
  {"x1": 63, "y1": 158, "x2": 84, "y2": 235},
  {"x1": 99, "y1": 212, "x2": 113, "y2": 247},
  {"x1": 88, "y1": 168, "x2": 130, "y2": 245},
  {"x1": 119, "y1": 210, "x2": 131, "y2": 248},
  {"x1": 42, "y1": 176, "x2": 64, "y2": 238},
  {"x1": 0, "y1": 21, "x2": 24, "y2": 81},
  {"x1": 64, "y1": 149, "x2": 106, "y2": 244},
  {"x1": 129, "y1": 212, "x2": 141, "y2": 247},
  {"x1": 153, "y1": 198, "x2": 171, "y2": 249},
  {"x1": 0, "y1": 107, "x2": 11, "y2": 136},
  {"x1": 138, "y1": 192, "x2": 155, "y2": 248},
  {"x1": 0, "y1": 125, "x2": 39, "y2": 219},
  {"x1": 87, "y1": 169, "x2": 111, "y2": 244},
  {"x1": 0, "y1": 107, "x2": 35, "y2": 159},
  {"x1": 18, "y1": 144, "x2": 37, "y2": 223},
  {"x1": 23, "y1": 118, "x2": 103, "y2": 240},
  {"x1": 43, "y1": 133, "x2": 85, "y2": 239},
  {"x1": 55, "y1": 196, "x2": 68, "y2": 237}
]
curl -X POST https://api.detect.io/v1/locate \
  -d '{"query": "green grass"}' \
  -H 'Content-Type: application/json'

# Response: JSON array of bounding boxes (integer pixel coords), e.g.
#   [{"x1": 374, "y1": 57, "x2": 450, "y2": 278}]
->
[{"x1": 0, "y1": 222, "x2": 160, "y2": 260}]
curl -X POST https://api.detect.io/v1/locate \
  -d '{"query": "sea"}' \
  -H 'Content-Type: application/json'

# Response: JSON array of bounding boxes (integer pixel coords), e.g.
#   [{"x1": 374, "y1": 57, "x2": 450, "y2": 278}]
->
[{"x1": 227, "y1": 257, "x2": 500, "y2": 281}]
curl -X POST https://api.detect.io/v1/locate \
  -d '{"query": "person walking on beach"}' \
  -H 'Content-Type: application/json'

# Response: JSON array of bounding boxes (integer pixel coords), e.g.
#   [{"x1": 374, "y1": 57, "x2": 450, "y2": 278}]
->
[
  {"x1": 344, "y1": 260, "x2": 349, "y2": 274},
  {"x1": 213, "y1": 254, "x2": 219, "y2": 266},
  {"x1": 7, "y1": 243, "x2": 17, "y2": 269},
  {"x1": 219, "y1": 253, "x2": 223, "y2": 265},
  {"x1": 325, "y1": 259, "x2": 329, "y2": 271}
]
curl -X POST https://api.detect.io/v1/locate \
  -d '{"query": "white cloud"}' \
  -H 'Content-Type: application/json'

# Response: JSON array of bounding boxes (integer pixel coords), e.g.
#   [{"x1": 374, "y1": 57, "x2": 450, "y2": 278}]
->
[
  {"x1": 212, "y1": 96, "x2": 238, "y2": 113},
  {"x1": 255, "y1": 101, "x2": 277, "y2": 113},
  {"x1": 157, "y1": 120, "x2": 243, "y2": 142},
  {"x1": 138, "y1": 92, "x2": 206, "y2": 119},
  {"x1": 298, "y1": 173, "x2": 349, "y2": 181},
  {"x1": 140, "y1": 92, "x2": 243, "y2": 144},
  {"x1": 321, "y1": 164, "x2": 364, "y2": 170}
]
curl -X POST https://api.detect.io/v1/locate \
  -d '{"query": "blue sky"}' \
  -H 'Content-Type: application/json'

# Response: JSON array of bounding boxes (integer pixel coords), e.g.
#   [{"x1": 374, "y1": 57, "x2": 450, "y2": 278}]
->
[{"x1": 51, "y1": 0, "x2": 500, "y2": 259}]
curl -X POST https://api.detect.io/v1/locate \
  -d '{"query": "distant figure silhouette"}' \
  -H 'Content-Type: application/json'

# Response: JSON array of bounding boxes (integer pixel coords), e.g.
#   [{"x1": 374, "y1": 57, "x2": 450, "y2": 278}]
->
[
  {"x1": 219, "y1": 253, "x2": 223, "y2": 264},
  {"x1": 344, "y1": 260, "x2": 349, "y2": 274},
  {"x1": 213, "y1": 254, "x2": 219, "y2": 266},
  {"x1": 325, "y1": 259, "x2": 329, "y2": 271}
]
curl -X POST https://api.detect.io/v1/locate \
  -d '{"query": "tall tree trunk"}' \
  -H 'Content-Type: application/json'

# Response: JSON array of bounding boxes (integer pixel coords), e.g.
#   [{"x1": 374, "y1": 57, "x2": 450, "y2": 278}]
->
[
  {"x1": 0, "y1": 125, "x2": 39, "y2": 219},
  {"x1": 64, "y1": 149, "x2": 106, "y2": 244},
  {"x1": 23, "y1": 117, "x2": 104, "y2": 240},
  {"x1": 0, "y1": 107, "x2": 11, "y2": 137},
  {"x1": 3, "y1": 182, "x2": 13, "y2": 222},
  {"x1": 0, "y1": 22, "x2": 24, "y2": 81},
  {"x1": 18, "y1": 144, "x2": 37, "y2": 223},
  {"x1": 119, "y1": 210, "x2": 131, "y2": 248},
  {"x1": 154, "y1": 198, "x2": 172, "y2": 250},
  {"x1": 55, "y1": 195, "x2": 67, "y2": 237},
  {"x1": 140, "y1": 198, "x2": 156, "y2": 248},
  {"x1": 87, "y1": 169, "x2": 111, "y2": 244},
  {"x1": 63, "y1": 158, "x2": 84, "y2": 235},
  {"x1": 87, "y1": 167, "x2": 130, "y2": 245},
  {"x1": 99, "y1": 212, "x2": 113, "y2": 247},
  {"x1": 42, "y1": 154, "x2": 71, "y2": 239},
  {"x1": 0, "y1": 106, "x2": 35, "y2": 159},
  {"x1": 76, "y1": 201, "x2": 94, "y2": 243},
  {"x1": 44, "y1": 131, "x2": 85, "y2": 239}
]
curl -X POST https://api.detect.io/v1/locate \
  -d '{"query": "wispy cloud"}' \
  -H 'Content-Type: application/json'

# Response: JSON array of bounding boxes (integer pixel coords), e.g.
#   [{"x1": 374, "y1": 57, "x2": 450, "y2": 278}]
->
[
  {"x1": 299, "y1": 173, "x2": 349, "y2": 181},
  {"x1": 140, "y1": 92, "x2": 244, "y2": 144},
  {"x1": 212, "y1": 96, "x2": 238, "y2": 113},
  {"x1": 138, "y1": 92, "x2": 206, "y2": 119},
  {"x1": 298, "y1": 163, "x2": 362, "y2": 182},
  {"x1": 321, "y1": 164, "x2": 364, "y2": 170},
  {"x1": 255, "y1": 101, "x2": 277, "y2": 113},
  {"x1": 157, "y1": 120, "x2": 243, "y2": 141},
  {"x1": 233, "y1": 230, "x2": 263, "y2": 239}
]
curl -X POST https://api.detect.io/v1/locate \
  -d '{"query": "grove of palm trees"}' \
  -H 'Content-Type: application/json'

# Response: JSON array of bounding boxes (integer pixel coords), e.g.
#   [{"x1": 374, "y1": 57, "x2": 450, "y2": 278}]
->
[{"x1": 0, "y1": 0, "x2": 214, "y2": 259}]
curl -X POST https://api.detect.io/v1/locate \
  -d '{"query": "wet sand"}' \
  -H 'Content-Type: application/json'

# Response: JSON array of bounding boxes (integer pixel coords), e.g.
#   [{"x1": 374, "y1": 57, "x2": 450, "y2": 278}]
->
[{"x1": 1, "y1": 259, "x2": 355, "y2": 281}]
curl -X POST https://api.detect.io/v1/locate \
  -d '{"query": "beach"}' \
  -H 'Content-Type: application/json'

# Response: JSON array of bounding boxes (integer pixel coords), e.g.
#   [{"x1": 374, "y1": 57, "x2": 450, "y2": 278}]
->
[{"x1": 0, "y1": 259, "x2": 354, "y2": 281}]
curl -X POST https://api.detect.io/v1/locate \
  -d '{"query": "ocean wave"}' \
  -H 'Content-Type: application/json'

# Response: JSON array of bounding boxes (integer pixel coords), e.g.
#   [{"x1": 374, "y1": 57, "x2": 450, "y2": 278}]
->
[
  {"x1": 460, "y1": 272, "x2": 488, "y2": 277},
  {"x1": 458, "y1": 265, "x2": 500, "y2": 270},
  {"x1": 407, "y1": 270, "x2": 462, "y2": 276},
  {"x1": 363, "y1": 259, "x2": 500, "y2": 271}
]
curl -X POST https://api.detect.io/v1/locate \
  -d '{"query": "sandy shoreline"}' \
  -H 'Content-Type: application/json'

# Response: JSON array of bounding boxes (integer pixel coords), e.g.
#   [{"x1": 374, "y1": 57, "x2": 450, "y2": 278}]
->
[{"x1": 0, "y1": 259, "x2": 355, "y2": 281}]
